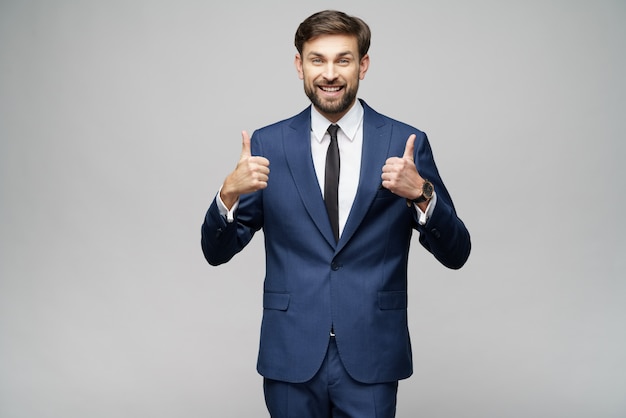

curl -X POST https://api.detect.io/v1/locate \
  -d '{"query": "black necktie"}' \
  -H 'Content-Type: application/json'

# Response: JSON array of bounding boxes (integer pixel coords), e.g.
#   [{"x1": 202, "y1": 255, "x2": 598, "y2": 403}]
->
[{"x1": 325, "y1": 124, "x2": 340, "y2": 242}]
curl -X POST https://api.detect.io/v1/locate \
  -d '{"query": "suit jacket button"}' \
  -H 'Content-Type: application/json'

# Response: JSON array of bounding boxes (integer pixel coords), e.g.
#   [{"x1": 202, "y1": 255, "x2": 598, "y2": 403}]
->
[
  {"x1": 331, "y1": 261, "x2": 342, "y2": 271},
  {"x1": 430, "y1": 228, "x2": 441, "y2": 239}
]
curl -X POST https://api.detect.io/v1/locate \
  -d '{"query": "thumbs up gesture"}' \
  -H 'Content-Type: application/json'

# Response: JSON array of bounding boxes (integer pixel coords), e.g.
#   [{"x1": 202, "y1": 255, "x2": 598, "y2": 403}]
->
[
  {"x1": 381, "y1": 134, "x2": 424, "y2": 201},
  {"x1": 220, "y1": 131, "x2": 270, "y2": 209}
]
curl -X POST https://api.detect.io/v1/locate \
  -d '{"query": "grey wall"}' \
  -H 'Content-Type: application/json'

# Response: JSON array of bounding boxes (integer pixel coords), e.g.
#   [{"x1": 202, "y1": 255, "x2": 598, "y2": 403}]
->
[{"x1": 1, "y1": 1, "x2": 625, "y2": 417}]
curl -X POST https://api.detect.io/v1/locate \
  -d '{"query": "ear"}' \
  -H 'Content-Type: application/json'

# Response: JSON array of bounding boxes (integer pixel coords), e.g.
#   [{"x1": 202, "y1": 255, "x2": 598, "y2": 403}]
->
[
  {"x1": 359, "y1": 54, "x2": 370, "y2": 80},
  {"x1": 294, "y1": 53, "x2": 304, "y2": 80}
]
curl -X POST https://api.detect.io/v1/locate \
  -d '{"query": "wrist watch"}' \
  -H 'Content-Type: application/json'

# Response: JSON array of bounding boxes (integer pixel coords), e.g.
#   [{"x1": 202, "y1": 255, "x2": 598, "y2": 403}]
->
[{"x1": 411, "y1": 179, "x2": 434, "y2": 204}]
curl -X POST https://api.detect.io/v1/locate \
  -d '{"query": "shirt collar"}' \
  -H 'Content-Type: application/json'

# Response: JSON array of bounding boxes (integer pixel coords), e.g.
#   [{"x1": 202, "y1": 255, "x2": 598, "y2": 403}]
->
[{"x1": 311, "y1": 100, "x2": 364, "y2": 143}]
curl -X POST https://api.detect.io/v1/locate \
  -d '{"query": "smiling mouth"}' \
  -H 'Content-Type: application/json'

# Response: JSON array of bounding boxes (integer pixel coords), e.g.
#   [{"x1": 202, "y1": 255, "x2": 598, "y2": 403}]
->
[{"x1": 319, "y1": 86, "x2": 343, "y2": 93}]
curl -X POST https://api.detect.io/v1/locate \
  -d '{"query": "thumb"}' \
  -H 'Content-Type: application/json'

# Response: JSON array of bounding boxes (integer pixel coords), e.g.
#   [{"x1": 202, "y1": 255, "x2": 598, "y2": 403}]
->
[
  {"x1": 240, "y1": 130, "x2": 252, "y2": 158},
  {"x1": 403, "y1": 134, "x2": 416, "y2": 161}
]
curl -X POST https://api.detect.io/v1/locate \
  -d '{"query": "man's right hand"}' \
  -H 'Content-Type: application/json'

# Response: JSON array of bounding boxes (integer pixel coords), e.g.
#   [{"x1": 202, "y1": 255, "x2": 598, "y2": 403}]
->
[{"x1": 220, "y1": 130, "x2": 270, "y2": 209}]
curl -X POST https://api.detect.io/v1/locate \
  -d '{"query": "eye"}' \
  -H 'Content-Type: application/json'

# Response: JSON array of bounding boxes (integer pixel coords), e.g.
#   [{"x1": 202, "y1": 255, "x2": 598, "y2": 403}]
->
[
  {"x1": 311, "y1": 58, "x2": 323, "y2": 64},
  {"x1": 338, "y1": 58, "x2": 351, "y2": 65}
]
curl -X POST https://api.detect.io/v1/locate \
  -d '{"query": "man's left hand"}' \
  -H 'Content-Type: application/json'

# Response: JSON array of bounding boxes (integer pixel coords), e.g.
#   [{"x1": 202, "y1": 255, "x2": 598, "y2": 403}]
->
[{"x1": 381, "y1": 134, "x2": 424, "y2": 201}]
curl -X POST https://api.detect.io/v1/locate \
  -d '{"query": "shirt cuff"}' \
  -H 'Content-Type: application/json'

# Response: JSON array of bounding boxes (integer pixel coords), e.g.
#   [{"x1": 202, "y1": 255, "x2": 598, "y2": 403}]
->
[
  {"x1": 216, "y1": 186, "x2": 239, "y2": 223},
  {"x1": 414, "y1": 191, "x2": 437, "y2": 225}
]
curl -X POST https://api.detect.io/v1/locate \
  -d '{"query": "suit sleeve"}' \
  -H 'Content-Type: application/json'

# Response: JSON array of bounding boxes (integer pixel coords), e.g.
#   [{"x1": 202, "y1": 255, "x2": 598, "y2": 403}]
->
[
  {"x1": 201, "y1": 132, "x2": 265, "y2": 266},
  {"x1": 201, "y1": 191, "x2": 263, "y2": 266},
  {"x1": 412, "y1": 133, "x2": 471, "y2": 269}
]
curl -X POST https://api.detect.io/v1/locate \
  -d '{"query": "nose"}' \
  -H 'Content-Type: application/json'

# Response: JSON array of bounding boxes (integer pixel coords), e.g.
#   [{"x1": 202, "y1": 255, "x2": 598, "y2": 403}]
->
[{"x1": 323, "y1": 63, "x2": 338, "y2": 80}]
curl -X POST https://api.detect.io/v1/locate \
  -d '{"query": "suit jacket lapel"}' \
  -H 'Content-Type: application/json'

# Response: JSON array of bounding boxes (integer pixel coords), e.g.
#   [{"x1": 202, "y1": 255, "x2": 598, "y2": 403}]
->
[
  {"x1": 284, "y1": 107, "x2": 337, "y2": 247},
  {"x1": 337, "y1": 102, "x2": 391, "y2": 253}
]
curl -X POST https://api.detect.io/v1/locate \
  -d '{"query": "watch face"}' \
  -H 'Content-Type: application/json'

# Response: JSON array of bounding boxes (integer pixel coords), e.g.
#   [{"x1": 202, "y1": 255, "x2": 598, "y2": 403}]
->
[{"x1": 423, "y1": 181, "x2": 434, "y2": 198}]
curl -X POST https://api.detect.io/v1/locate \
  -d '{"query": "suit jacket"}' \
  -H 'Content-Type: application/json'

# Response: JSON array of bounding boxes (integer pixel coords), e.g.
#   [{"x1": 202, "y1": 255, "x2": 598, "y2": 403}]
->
[{"x1": 201, "y1": 100, "x2": 471, "y2": 384}]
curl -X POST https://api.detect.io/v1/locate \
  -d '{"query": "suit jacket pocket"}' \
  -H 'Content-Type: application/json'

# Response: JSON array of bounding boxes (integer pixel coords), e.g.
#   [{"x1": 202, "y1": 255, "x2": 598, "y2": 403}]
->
[
  {"x1": 263, "y1": 292, "x2": 291, "y2": 311},
  {"x1": 378, "y1": 290, "x2": 407, "y2": 310}
]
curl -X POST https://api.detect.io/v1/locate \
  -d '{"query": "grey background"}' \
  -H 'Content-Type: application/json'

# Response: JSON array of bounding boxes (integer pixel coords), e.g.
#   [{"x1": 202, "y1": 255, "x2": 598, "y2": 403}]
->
[{"x1": 1, "y1": 0, "x2": 625, "y2": 417}]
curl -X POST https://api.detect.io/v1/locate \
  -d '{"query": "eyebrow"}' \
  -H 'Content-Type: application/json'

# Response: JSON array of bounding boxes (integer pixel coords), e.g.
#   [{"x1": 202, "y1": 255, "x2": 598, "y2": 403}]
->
[{"x1": 307, "y1": 51, "x2": 355, "y2": 59}]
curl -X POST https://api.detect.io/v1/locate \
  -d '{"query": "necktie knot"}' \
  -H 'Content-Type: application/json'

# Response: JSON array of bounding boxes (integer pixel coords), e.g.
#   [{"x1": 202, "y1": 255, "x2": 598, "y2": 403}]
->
[{"x1": 327, "y1": 124, "x2": 339, "y2": 141}]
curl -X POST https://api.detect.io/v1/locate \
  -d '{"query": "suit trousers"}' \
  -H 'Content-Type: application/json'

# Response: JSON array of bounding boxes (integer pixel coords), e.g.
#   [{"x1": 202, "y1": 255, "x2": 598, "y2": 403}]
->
[{"x1": 263, "y1": 337, "x2": 398, "y2": 418}]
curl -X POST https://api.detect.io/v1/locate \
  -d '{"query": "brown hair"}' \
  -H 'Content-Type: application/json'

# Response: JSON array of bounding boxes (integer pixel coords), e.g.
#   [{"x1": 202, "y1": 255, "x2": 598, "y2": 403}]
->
[{"x1": 294, "y1": 10, "x2": 371, "y2": 59}]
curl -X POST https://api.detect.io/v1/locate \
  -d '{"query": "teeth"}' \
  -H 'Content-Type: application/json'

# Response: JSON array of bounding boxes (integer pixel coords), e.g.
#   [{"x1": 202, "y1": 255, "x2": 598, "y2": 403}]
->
[{"x1": 322, "y1": 86, "x2": 341, "y2": 92}]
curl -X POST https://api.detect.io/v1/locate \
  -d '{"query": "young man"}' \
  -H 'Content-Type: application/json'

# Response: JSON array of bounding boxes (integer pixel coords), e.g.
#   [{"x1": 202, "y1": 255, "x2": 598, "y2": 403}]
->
[{"x1": 201, "y1": 10, "x2": 471, "y2": 417}]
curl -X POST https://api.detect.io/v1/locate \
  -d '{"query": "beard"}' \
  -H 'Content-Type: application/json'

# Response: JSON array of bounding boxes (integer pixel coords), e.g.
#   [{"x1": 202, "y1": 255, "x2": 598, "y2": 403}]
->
[{"x1": 304, "y1": 81, "x2": 359, "y2": 116}]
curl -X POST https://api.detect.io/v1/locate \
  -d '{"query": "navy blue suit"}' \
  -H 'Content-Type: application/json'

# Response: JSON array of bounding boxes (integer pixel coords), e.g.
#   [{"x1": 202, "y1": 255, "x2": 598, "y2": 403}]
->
[{"x1": 201, "y1": 100, "x2": 471, "y2": 385}]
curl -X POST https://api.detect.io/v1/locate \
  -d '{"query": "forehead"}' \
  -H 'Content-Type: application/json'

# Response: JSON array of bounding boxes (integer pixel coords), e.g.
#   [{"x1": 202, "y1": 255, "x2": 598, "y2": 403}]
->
[{"x1": 302, "y1": 34, "x2": 359, "y2": 57}]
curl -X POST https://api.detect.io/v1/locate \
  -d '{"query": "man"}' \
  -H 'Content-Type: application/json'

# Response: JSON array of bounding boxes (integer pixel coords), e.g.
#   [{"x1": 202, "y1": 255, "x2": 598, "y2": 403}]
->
[{"x1": 201, "y1": 10, "x2": 471, "y2": 417}]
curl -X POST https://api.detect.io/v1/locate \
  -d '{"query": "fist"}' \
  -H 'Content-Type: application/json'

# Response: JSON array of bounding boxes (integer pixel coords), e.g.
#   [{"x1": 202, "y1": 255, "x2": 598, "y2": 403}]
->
[
  {"x1": 220, "y1": 131, "x2": 270, "y2": 208},
  {"x1": 381, "y1": 134, "x2": 421, "y2": 200}
]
